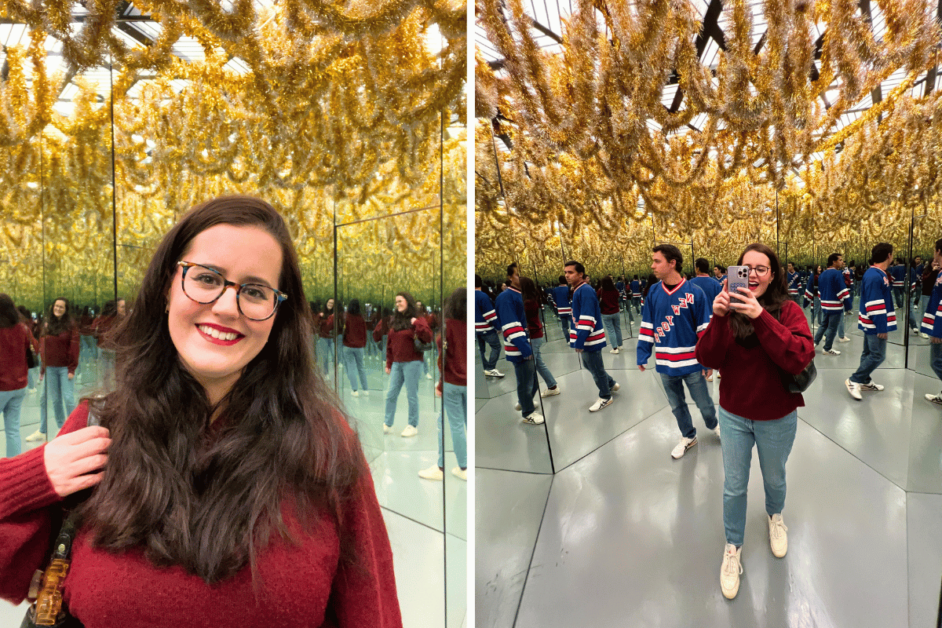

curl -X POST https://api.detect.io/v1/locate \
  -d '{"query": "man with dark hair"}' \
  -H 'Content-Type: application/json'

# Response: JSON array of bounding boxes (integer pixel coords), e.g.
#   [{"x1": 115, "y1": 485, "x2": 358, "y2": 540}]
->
[
  {"x1": 690, "y1": 258, "x2": 722, "y2": 381},
  {"x1": 552, "y1": 275, "x2": 572, "y2": 339},
  {"x1": 495, "y1": 270, "x2": 543, "y2": 425},
  {"x1": 921, "y1": 239, "x2": 942, "y2": 405},
  {"x1": 564, "y1": 260, "x2": 619, "y2": 411},
  {"x1": 474, "y1": 274, "x2": 504, "y2": 378},
  {"x1": 616, "y1": 275, "x2": 627, "y2": 312},
  {"x1": 640, "y1": 245, "x2": 717, "y2": 458},
  {"x1": 846, "y1": 243, "x2": 895, "y2": 400},
  {"x1": 713, "y1": 265, "x2": 727, "y2": 284},
  {"x1": 889, "y1": 257, "x2": 906, "y2": 308},
  {"x1": 630, "y1": 274, "x2": 642, "y2": 314},
  {"x1": 786, "y1": 262, "x2": 801, "y2": 305},
  {"x1": 813, "y1": 253, "x2": 851, "y2": 355}
]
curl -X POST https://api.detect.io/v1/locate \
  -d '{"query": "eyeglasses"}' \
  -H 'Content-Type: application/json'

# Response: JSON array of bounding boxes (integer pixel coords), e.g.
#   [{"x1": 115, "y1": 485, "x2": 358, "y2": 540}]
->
[
  {"x1": 177, "y1": 261, "x2": 288, "y2": 321},
  {"x1": 746, "y1": 265, "x2": 771, "y2": 277}
]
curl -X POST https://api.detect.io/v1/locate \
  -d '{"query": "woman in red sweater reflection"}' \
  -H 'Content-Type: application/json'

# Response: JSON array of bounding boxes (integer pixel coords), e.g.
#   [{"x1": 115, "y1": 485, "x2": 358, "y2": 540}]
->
[
  {"x1": 377, "y1": 292, "x2": 432, "y2": 438},
  {"x1": 26, "y1": 297, "x2": 80, "y2": 443},
  {"x1": 341, "y1": 299, "x2": 369, "y2": 396},
  {"x1": 695, "y1": 243, "x2": 814, "y2": 602},
  {"x1": 0, "y1": 196, "x2": 401, "y2": 627}
]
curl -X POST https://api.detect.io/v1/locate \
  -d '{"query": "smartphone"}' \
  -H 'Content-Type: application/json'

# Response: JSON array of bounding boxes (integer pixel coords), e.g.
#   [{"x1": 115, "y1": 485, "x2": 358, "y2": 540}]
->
[{"x1": 727, "y1": 265, "x2": 750, "y2": 295}]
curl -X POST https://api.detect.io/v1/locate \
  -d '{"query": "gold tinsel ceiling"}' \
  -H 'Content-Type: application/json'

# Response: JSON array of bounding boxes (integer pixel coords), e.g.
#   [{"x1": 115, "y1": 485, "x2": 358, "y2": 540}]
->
[{"x1": 475, "y1": 0, "x2": 942, "y2": 273}]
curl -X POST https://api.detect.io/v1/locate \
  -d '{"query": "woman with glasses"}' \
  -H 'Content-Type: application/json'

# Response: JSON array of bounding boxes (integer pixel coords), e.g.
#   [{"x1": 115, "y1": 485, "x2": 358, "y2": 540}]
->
[
  {"x1": 695, "y1": 243, "x2": 814, "y2": 601},
  {"x1": 381, "y1": 292, "x2": 432, "y2": 438},
  {"x1": 0, "y1": 197, "x2": 401, "y2": 626},
  {"x1": 25, "y1": 297, "x2": 80, "y2": 443}
]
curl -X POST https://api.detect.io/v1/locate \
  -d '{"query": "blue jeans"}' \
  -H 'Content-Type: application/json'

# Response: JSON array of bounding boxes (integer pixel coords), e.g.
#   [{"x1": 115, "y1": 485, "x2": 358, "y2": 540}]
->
[
  {"x1": 0, "y1": 387, "x2": 26, "y2": 457},
  {"x1": 719, "y1": 406, "x2": 797, "y2": 547},
  {"x1": 601, "y1": 313, "x2": 622, "y2": 348},
  {"x1": 476, "y1": 330, "x2": 501, "y2": 371},
  {"x1": 659, "y1": 370, "x2": 718, "y2": 438},
  {"x1": 909, "y1": 295, "x2": 921, "y2": 330},
  {"x1": 40, "y1": 367, "x2": 75, "y2": 435},
  {"x1": 384, "y1": 360, "x2": 422, "y2": 427},
  {"x1": 438, "y1": 383, "x2": 467, "y2": 469},
  {"x1": 813, "y1": 297, "x2": 822, "y2": 325},
  {"x1": 530, "y1": 336, "x2": 557, "y2": 389},
  {"x1": 893, "y1": 286, "x2": 904, "y2": 309},
  {"x1": 813, "y1": 311, "x2": 842, "y2": 351},
  {"x1": 558, "y1": 316, "x2": 569, "y2": 339},
  {"x1": 27, "y1": 367, "x2": 38, "y2": 390},
  {"x1": 514, "y1": 357, "x2": 539, "y2": 416},
  {"x1": 631, "y1": 297, "x2": 641, "y2": 313},
  {"x1": 317, "y1": 337, "x2": 334, "y2": 375},
  {"x1": 581, "y1": 350, "x2": 615, "y2": 399},
  {"x1": 343, "y1": 346, "x2": 368, "y2": 391},
  {"x1": 849, "y1": 334, "x2": 887, "y2": 384},
  {"x1": 920, "y1": 295, "x2": 931, "y2": 329}
]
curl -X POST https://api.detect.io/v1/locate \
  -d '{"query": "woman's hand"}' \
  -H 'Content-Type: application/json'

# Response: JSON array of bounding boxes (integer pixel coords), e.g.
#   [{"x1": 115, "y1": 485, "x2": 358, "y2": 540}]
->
[
  {"x1": 67, "y1": 372, "x2": 74, "y2": 380},
  {"x1": 43, "y1": 426, "x2": 111, "y2": 497},
  {"x1": 385, "y1": 366, "x2": 391, "y2": 375},
  {"x1": 729, "y1": 287, "x2": 763, "y2": 319},
  {"x1": 410, "y1": 317, "x2": 417, "y2": 325},
  {"x1": 713, "y1": 279, "x2": 730, "y2": 317}
]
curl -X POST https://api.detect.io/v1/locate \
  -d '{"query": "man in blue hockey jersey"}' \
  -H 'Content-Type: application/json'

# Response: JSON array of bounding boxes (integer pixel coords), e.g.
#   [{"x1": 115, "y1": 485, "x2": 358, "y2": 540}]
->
[
  {"x1": 475, "y1": 274, "x2": 505, "y2": 378},
  {"x1": 689, "y1": 258, "x2": 722, "y2": 382},
  {"x1": 565, "y1": 260, "x2": 619, "y2": 412},
  {"x1": 889, "y1": 258, "x2": 906, "y2": 308},
  {"x1": 630, "y1": 275, "x2": 642, "y2": 313},
  {"x1": 920, "y1": 241, "x2": 942, "y2": 405},
  {"x1": 812, "y1": 253, "x2": 851, "y2": 355},
  {"x1": 846, "y1": 243, "x2": 896, "y2": 401},
  {"x1": 786, "y1": 262, "x2": 801, "y2": 305},
  {"x1": 551, "y1": 276, "x2": 572, "y2": 340},
  {"x1": 495, "y1": 268, "x2": 544, "y2": 425},
  {"x1": 639, "y1": 245, "x2": 718, "y2": 459}
]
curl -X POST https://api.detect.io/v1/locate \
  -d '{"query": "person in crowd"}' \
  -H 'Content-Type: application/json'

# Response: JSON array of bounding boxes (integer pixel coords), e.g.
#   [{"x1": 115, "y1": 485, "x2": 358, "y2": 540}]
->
[
  {"x1": 597, "y1": 276, "x2": 624, "y2": 354},
  {"x1": 846, "y1": 242, "x2": 896, "y2": 401},
  {"x1": 907, "y1": 261, "x2": 922, "y2": 334},
  {"x1": 365, "y1": 303, "x2": 382, "y2": 358},
  {"x1": 786, "y1": 262, "x2": 801, "y2": 305},
  {"x1": 342, "y1": 299, "x2": 369, "y2": 397},
  {"x1": 918, "y1": 257, "x2": 940, "y2": 339},
  {"x1": 565, "y1": 261, "x2": 619, "y2": 412},
  {"x1": 615, "y1": 275, "x2": 628, "y2": 312},
  {"x1": 414, "y1": 300, "x2": 432, "y2": 379},
  {"x1": 94, "y1": 298, "x2": 126, "y2": 392},
  {"x1": 630, "y1": 274, "x2": 642, "y2": 313},
  {"x1": 713, "y1": 265, "x2": 727, "y2": 284},
  {"x1": 475, "y1": 274, "x2": 505, "y2": 378},
  {"x1": 921, "y1": 239, "x2": 942, "y2": 405},
  {"x1": 419, "y1": 287, "x2": 468, "y2": 481},
  {"x1": 889, "y1": 257, "x2": 906, "y2": 309},
  {"x1": 695, "y1": 243, "x2": 814, "y2": 600},
  {"x1": 638, "y1": 245, "x2": 716, "y2": 458},
  {"x1": 16, "y1": 305, "x2": 40, "y2": 392},
  {"x1": 0, "y1": 294, "x2": 32, "y2": 457},
  {"x1": 551, "y1": 275, "x2": 572, "y2": 339},
  {"x1": 520, "y1": 276, "x2": 560, "y2": 404},
  {"x1": 372, "y1": 306, "x2": 394, "y2": 360},
  {"x1": 0, "y1": 196, "x2": 401, "y2": 626},
  {"x1": 25, "y1": 297, "x2": 80, "y2": 443},
  {"x1": 79, "y1": 305, "x2": 97, "y2": 361},
  {"x1": 690, "y1": 258, "x2": 722, "y2": 381},
  {"x1": 496, "y1": 266, "x2": 543, "y2": 425},
  {"x1": 381, "y1": 292, "x2": 431, "y2": 438},
  {"x1": 803, "y1": 265, "x2": 823, "y2": 325},
  {"x1": 316, "y1": 298, "x2": 339, "y2": 377},
  {"x1": 812, "y1": 253, "x2": 851, "y2": 355}
]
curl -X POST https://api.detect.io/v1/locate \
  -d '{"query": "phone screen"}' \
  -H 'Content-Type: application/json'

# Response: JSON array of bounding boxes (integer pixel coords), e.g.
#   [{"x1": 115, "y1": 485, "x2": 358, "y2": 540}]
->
[{"x1": 727, "y1": 265, "x2": 750, "y2": 295}]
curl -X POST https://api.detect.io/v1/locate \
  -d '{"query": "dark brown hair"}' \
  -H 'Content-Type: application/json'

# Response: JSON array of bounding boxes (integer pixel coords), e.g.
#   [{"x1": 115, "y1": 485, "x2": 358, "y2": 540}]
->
[
  {"x1": 519, "y1": 276, "x2": 540, "y2": 303},
  {"x1": 0, "y1": 293, "x2": 18, "y2": 328},
  {"x1": 78, "y1": 195, "x2": 363, "y2": 584},
  {"x1": 729, "y1": 243, "x2": 789, "y2": 339},
  {"x1": 444, "y1": 286, "x2": 467, "y2": 320},
  {"x1": 390, "y1": 291, "x2": 418, "y2": 331},
  {"x1": 43, "y1": 296, "x2": 73, "y2": 336}
]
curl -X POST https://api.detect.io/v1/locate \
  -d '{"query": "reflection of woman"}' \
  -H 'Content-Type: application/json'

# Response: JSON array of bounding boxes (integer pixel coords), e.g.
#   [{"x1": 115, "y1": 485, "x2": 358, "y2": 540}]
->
[
  {"x1": 0, "y1": 294, "x2": 32, "y2": 457},
  {"x1": 381, "y1": 292, "x2": 432, "y2": 438},
  {"x1": 520, "y1": 277, "x2": 560, "y2": 398},
  {"x1": 695, "y1": 243, "x2": 814, "y2": 601},
  {"x1": 16, "y1": 305, "x2": 40, "y2": 391},
  {"x1": 0, "y1": 196, "x2": 401, "y2": 625},
  {"x1": 28, "y1": 297, "x2": 80, "y2": 443},
  {"x1": 316, "y1": 299, "x2": 338, "y2": 376},
  {"x1": 419, "y1": 287, "x2": 468, "y2": 481},
  {"x1": 95, "y1": 298, "x2": 126, "y2": 392},
  {"x1": 598, "y1": 276, "x2": 624, "y2": 352},
  {"x1": 342, "y1": 299, "x2": 369, "y2": 396}
]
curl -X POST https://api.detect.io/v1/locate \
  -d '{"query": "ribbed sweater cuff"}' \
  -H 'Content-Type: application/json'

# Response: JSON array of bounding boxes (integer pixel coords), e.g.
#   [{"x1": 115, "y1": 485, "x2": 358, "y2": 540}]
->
[{"x1": 0, "y1": 446, "x2": 59, "y2": 520}]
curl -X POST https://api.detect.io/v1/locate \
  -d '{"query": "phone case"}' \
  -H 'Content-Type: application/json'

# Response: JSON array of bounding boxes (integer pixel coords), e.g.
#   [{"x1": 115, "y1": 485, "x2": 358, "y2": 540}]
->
[{"x1": 727, "y1": 265, "x2": 750, "y2": 295}]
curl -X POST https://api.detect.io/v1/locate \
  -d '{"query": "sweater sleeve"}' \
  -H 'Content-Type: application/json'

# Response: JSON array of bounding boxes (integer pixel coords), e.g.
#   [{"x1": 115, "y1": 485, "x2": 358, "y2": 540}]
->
[
  {"x1": 751, "y1": 303, "x2": 814, "y2": 375},
  {"x1": 572, "y1": 291, "x2": 593, "y2": 350},
  {"x1": 0, "y1": 401, "x2": 90, "y2": 604},
  {"x1": 694, "y1": 311, "x2": 729, "y2": 369},
  {"x1": 835, "y1": 275, "x2": 851, "y2": 312},
  {"x1": 922, "y1": 281, "x2": 942, "y2": 337},
  {"x1": 372, "y1": 318, "x2": 385, "y2": 343},
  {"x1": 636, "y1": 294, "x2": 655, "y2": 366},
  {"x1": 862, "y1": 277, "x2": 890, "y2": 334},
  {"x1": 412, "y1": 317, "x2": 432, "y2": 344},
  {"x1": 68, "y1": 328, "x2": 80, "y2": 375}
]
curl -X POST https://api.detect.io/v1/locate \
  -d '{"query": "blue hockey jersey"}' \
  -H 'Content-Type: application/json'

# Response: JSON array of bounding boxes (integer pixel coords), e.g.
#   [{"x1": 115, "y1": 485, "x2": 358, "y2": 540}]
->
[
  {"x1": 630, "y1": 280, "x2": 641, "y2": 297},
  {"x1": 803, "y1": 274, "x2": 819, "y2": 308},
  {"x1": 552, "y1": 285, "x2": 571, "y2": 317},
  {"x1": 569, "y1": 282, "x2": 607, "y2": 351},
  {"x1": 474, "y1": 290, "x2": 498, "y2": 334},
  {"x1": 688, "y1": 276, "x2": 721, "y2": 316},
  {"x1": 787, "y1": 271, "x2": 801, "y2": 296},
  {"x1": 637, "y1": 279, "x2": 710, "y2": 376},
  {"x1": 858, "y1": 267, "x2": 897, "y2": 334},
  {"x1": 818, "y1": 268, "x2": 851, "y2": 312},
  {"x1": 921, "y1": 271, "x2": 942, "y2": 338},
  {"x1": 889, "y1": 265, "x2": 905, "y2": 287},
  {"x1": 495, "y1": 287, "x2": 532, "y2": 362}
]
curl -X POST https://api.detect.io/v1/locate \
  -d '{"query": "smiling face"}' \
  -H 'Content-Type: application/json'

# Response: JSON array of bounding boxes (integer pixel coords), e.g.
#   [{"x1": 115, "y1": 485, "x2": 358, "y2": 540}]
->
[
  {"x1": 52, "y1": 299, "x2": 66, "y2": 318},
  {"x1": 117, "y1": 299, "x2": 126, "y2": 317},
  {"x1": 165, "y1": 224, "x2": 283, "y2": 405},
  {"x1": 743, "y1": 250, "x2": 774, "y2": 299},
  {"x1": 325, "y1": 298, "x2": 334, "y2": 312},
  {"x1": 395, "y1": 295, "x2": 408, "y2": 313}
]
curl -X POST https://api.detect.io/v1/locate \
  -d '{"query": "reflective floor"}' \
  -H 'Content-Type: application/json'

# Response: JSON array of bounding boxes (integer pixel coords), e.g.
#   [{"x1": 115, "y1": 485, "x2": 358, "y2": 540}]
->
[{"x1": 476, "y1": 327, "x2": 942, "y2": 627}]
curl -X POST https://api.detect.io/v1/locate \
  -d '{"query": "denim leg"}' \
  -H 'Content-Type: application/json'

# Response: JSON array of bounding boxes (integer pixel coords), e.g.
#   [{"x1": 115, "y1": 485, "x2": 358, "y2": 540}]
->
[
  {"x1": 477, "y1": 333, "x2": 487, "y2": 366},
  {"x1": 850, "y1": 335, "x2": 887, "y2": 384},
  {"x1": 27, "y1": 367, "x2": 36, "y2": 391},
  {"x1": 441, "y1": 383, "x2": 467, "y2": 469},
  {"x1": 1, "y1": 388, "x2": 26, "y2": 457},
  {"x1": 582, "y1": 351, "x2": 612, "y2": 399},
  {"x1": 719, "y1": 406, "x2": 755, "y2": 547},
  {"x1": 684, "y1": 370, "x2": 718, "y2": 429},
  {"x1": 514, "y1": 359, "x2": 538, "y2": 416},
  {"x1": 482, "y1": 330, "x2": 501, "y2": 370},
  {"x1": 39, "y1": 373, "x2": 48, "y2": 435},
  {"x1": 822, "y1": 311, "x2": 841, "y2": 351},
  {"x1": 601, "y1": 314, "x2": 617, "y2": 349},
  {"x1": 837, "y1": 310, "x2": 845, "y2": 338},
  {"x1": 921, "y1": 295, "x2": 931, "y2": 326},
  {"x1": 660, "y1": 373, "x2": 696, "y2": 439},
  {"x1": 317, "y1": 337, "x2": 330, "y2": 375},
  {"x1": 754, "y1": 410, "x2": 798, "y2": 516},
  {"x1": 354, "y1": 347, "x2": 368, "y2": 390},
  {"x1": 403, "y1": 361, "x2": 422, "y2": 427},
  {"x1": 60, "y1": 368, "x2": 75, "y2": 427},
  {"x1": 384, "y1": 362, "x2": 406, "y2": 426},
  {"x1": 531, "y1": 336, "x2": 557, "y2": 389},
  {"x1": 343, "y1": 347, "x2": 359, "y2": 391},
  {"x1": 813, "y1": 297, "x2": 821, "y2": 325},
  {"x1": 910, "y1": 296, "x2": 920, "y2": 330},
  {"x1": 559, "y1": 316, "x2": 569, "y2": 339},
  {"x1": 47, "y1": 367, "x2": 65, "y2": 429},
  {"x1": 930, "y1": 343, "x2": 942, "y2": 384}
]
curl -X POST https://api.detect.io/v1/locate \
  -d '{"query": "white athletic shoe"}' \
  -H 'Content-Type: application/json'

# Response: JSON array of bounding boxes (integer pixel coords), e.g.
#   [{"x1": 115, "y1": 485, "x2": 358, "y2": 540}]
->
[
  {"x1": 822, "y1": 348, "x2": 840, "y2": 356},
  {"x1": 25, "y1": 430, "x2": 46, "y2": 443},
  {"x1": 452, "y1": 467, "x2": 467, "y2": 481},
  {"x1": 522, "y1": 412, "x2": 544, "y2": 425},
  {"x1": 706, "y1": 374, "x2": 713, "y2": 382},
  {"x1": 845, "y1": 379, "x2": 862, "y2": 401},
  {"x1": 418, "y1": 465, "x2": 444, "y2": 481},
  {"x1": 713, "y1": 425, "x2": 721, "y2": 441},
  {"x1": 350, "y1": 390, "x2": 359, "y2": 397},
  {"x1": 720, "y1": 544, "x2": 743, "y2": 600},
  {"x1": 401, "y1": 425, "x2": 418, "y2": 438},
  {"x1": 671, "y1": 436, "x2": 697, "y2": 459},
  {"x1": 383, "y1": 424, "x2": 392, "y2": 434},
  {"x1": 837, "y1": 336, "x2": 851, "y2": 343},
  {"x1": 610, "y1": 348, "x2": 620, "y2": 354},
  {"x1": 858, "y1": 382, "x2": 884, "y2": 392},
  {"x1": 541, "y1": 386, "x2": 561, "y2": 398},
  {"x1": 485, "y1": 369, "x2": 505, "y2": 378},
  {"x1": 921, "y1": 332, "x2": 930, "y2": 339},
  {"x1": 611, "y1": 383, "x2": 620, "y2": 393},
  {"x1": 925, "y1": 393, "x2": 942, "y2": 406},
  {"x1": 589, "y1": 397, "x2": 614, "y2": 412},
  {"x1": 768, "y1": 514, "x2": 788, "y2": 558}
]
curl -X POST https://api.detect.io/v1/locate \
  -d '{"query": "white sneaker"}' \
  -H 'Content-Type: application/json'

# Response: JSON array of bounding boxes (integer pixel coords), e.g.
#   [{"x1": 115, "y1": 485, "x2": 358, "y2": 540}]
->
[
  {"x1": 452, "y1": 467, "x2": 467, "y2": 481},
  {"x1": 589, "y1": 397, "x2": 614, "y2": 412},
  {"x1": 925, "y1": 393, "x2": 942, "y2": 406},
  {"x1": 361, "y1": 390, "x2": 369, "y2": 396},
  {"x1": 426, "y1": 373, "x2": 432, "y2": 379},
  {"x1": 768, "y1": 514, "x2": 788, "y2": 558},
  {"x1": 522, "y1": 412, "x2": 544, "y2": 425},
  {"x1": 401, "y1": 425, "x2": 418, "y2": 438},
  {"x1": 611, "y1": 383, "x2": 620, "y2": 393},
  {"x1": 25, "y1": 430, "x2": 46, "y2": 442},
  {"x1": 541, "y1": 386, "x2": 561, "y2": 398},
  {"x1": 859, "y1": 382, "x2": 884, "y2": 392},
  {"x1": 713, "y1": 425, "x2": 721, "y2": 441},
  {"x1": 383, "y1": 424, "x2": 392, "y2": 434},
  {"x1": 351, "y1": 390, "x2": 359, "y2": 397},
  {"x1": 514, "y1": 403, "x2": 521, "y2": 411},
  {"x1": 920, "y1": 332, "x2": 929, "y2": 339},
  {"x1": 610, "y1": 348, "x2": 619, "y2": 354},
  {"x1": 837, "y1": 336, "x2": 851, "y2": 342},
  {"x1": 706, "y1": 374, "x2": 713, "y2": 382},
  {"x1": 845, "y1": 379, "x2": 862, "y2": 401},
  {"x1": 671, "y1": 436, "x2": 697, "y2": 459},
  {"x1": 717, "y1": 372, "x2": 721, "y2": 379},
  {"x1": 822, "y1": 348, "x2": 840, "y2": 356},
  {"x1": 720, "y1": 543, "x2": 743, "y2": 600},
  {"x1": 485, "y1": 369, "x2": 505, "y2": 378},
  {"x1": 418, "y1": 465, "x2": 443, "y2": 480}
]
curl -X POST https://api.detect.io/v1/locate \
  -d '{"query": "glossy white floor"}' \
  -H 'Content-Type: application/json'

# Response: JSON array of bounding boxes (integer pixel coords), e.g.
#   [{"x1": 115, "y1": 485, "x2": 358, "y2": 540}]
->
[
  {"x1": 0, "y1": 349, "x2": 466, "y2": 628},
  {"x1": 476, "y1": 306, "x2": 942, "y2": 628}
]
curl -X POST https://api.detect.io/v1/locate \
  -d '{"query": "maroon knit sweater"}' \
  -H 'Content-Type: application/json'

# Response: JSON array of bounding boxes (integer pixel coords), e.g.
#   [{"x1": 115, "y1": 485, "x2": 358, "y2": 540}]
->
[
  {"x1": 0, "y1": 402, "x2": 402, "y2": 628},
  {"x1": 342, "y1": 314, "x2": 366, "y2": 348},
  {"x1": 41, "y1": 326, "x2": 80, "y2": 375},
  {"x1": 384, "y1": 317, "x2": 432, "y2": 370}
]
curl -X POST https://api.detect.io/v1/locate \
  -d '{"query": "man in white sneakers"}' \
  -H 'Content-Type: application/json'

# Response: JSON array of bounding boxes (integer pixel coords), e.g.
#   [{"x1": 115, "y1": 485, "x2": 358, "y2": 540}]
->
[
  {"x1": 475, "y1": 274, "x2": 505, "y2": 379},
  {"x1": 495, "y1": 268, "x2": 543, "y2": 425},
  {"x1": 638, "y1": 245, "x2": 718, "y2": 459},
  {"x1": 846, "y1": 243, "x2": 895, "y2": 400},
  {"x1": 920, "y1": 238, "x2": 942, "y2": 406}
]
